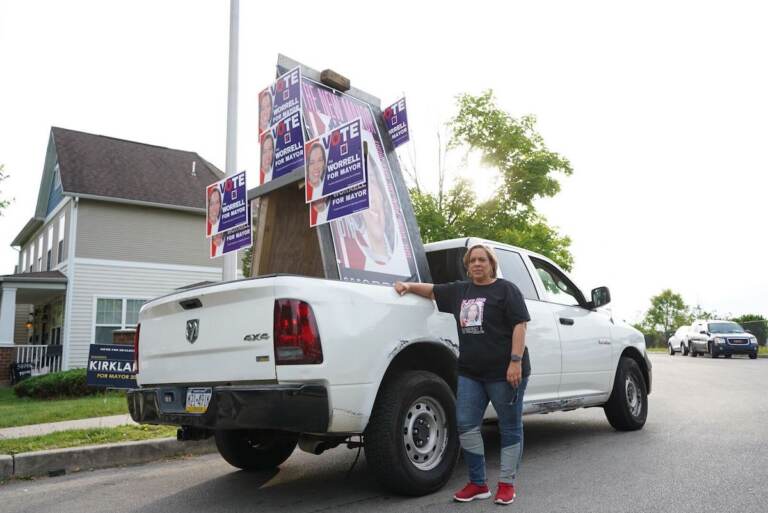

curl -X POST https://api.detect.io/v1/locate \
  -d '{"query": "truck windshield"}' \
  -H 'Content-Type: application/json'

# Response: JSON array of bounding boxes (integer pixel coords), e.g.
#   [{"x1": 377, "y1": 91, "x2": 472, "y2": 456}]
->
[{"x1": 708, "y1": 322, "x2": 744, "y2": 333}]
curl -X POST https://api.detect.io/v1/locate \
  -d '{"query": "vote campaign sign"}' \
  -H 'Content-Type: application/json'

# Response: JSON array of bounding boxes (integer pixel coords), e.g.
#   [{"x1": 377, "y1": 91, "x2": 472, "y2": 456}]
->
[
  {"x1": 383, "y1": 97, "x2": 409, "y2": 148},
  {"x1": 206, "y1": 171, "x2": 248, "y2": 237},
  {"x1": 258, "y1": 66, "x2": 302, "y2": 135},
  {"x1": 86, "y1": 344, "x2": 137, "y2": 389},
  {"x1": 211, "y1": 203, "x2": 253, "y2": 258},
  {"x1": 304, "y1": 118, "x2": 366, "y2": 203},
  {"x1": 309, "y1": 181, "x2": 370, "y2": 227},
  {"x1": 260, "y1": 110, "x2": 305, "y2": 185}
]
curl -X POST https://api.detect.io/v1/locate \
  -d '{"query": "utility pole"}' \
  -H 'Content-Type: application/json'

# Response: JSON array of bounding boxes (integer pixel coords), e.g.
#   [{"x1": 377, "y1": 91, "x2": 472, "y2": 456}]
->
[{"x1": 222, "y1": 0, "x2": 239, "y2": 281}]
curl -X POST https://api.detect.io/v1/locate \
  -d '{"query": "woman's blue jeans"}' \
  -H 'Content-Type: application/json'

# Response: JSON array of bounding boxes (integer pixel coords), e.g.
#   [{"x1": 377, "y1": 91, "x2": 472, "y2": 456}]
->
[{"x1": 456, "y1": 375, "x2": 528, "y2": 485}]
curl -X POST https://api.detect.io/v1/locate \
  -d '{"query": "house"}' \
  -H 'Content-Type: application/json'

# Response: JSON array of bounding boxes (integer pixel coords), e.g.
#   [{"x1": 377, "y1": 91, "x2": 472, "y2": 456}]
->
[{"x1": 0, "y1": 127, "x2": 232, "y2": 384}]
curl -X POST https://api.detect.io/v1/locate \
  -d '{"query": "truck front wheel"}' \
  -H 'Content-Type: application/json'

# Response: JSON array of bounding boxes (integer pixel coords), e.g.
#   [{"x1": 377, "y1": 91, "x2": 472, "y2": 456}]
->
[
  {"x1": 214, "y1": 429, "x2": 298, "y2": 471},
  {"x1": 364, "y1": 370, "x2": 459, "y2": 496},
  {"x1": 604, "y1": 357, "x2": 648, "y2": 431}
]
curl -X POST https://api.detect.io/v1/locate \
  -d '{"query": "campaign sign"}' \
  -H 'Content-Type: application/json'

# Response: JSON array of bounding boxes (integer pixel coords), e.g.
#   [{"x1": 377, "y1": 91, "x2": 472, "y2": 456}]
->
[
  {"x1": 305, "y1": 118, "x2": 366, "y2": 203},
  {"x1": 383, "y1": 97, "x2": 409, "y2": 148},
  {"x1": 261, "y1": 111, "x2": 305, "y2": 186},
  {"x1": 309, "y1": 181, "x2": 369, "y2": 227},
  {"x1": 258, "y1": 66, "x2": 301, "y2": 135},
  {"x1": 211, "y1": 220, "x2": 252, "y2": 258},
  {"x1": 86, "y1": 344, "x2": 137, "y2": 389},
  {"x1": 206, "y1": 171, "x2": 247, "y2": 237}
]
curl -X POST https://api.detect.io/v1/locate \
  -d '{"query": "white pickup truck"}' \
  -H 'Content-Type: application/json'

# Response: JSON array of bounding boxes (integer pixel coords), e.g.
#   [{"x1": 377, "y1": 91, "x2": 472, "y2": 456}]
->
[{"x1": 127, "y1": 237, "x2": 651, "y2": 496}]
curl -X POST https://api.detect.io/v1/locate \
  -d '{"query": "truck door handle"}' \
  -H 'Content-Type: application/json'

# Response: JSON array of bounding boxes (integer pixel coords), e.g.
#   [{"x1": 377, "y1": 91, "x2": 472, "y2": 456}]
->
[
  {"x1": 559, "y1": 317, "x2": 574, "y2": 326},
  {"x1": 598, "y1": 339, "x2": 611, "y2": 345}
]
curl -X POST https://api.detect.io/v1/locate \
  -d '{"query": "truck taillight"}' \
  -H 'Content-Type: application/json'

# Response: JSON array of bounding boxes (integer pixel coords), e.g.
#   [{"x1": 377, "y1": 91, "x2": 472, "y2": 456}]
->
[
  {"x1": 133, "y1": 323, "x2": 140, "y2": 374},
  {"x1": 273, "y1": 299, "x2": 323, "y2": 365}
]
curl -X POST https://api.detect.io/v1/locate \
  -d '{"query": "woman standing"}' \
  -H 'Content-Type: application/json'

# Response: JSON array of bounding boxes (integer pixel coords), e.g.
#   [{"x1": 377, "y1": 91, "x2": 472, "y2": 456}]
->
[{"x1": 394, "y1": 244, "x2": 530, "y2": 505}]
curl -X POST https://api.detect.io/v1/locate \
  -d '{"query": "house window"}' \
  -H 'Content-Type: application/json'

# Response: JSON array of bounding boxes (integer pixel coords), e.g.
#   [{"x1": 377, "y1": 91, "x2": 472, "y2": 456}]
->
[
  {"x1": 36, "y1": 236, "x2": 43, "y2": 271},
  {"x1": 46, "y1": 226, "x2": 53, "y2": 271},
  {"x1": 57, "y1": 215, "x2": 66, "y2": 263},
  {"x1": 94, "y1": 298, "x2": 147, "y2": 344}
]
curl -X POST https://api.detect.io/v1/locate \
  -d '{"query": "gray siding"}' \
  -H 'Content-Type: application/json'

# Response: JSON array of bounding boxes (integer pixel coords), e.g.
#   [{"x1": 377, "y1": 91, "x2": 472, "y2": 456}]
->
[
  {"x1": 66, "y1": 261, "x2": 223, "y2": 369},
  {"x1": 75, "y1": 200, "x2": 222, "y2": 269}
]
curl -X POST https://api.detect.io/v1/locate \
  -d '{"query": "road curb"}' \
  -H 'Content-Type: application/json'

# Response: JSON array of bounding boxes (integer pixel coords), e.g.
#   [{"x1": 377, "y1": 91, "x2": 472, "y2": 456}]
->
[
  {"x1": 0, "y1": 455, "x2": 12, "y2": 481},
  {"x1": 4, "y1": 437, "x2": 216, "y2": 480}
]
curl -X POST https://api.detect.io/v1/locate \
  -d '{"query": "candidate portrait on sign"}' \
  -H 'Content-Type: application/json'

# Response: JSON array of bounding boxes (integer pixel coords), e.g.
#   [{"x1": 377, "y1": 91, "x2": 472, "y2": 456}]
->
[
  {"x1": 310, "y1": 196, "x2": 330, "y2": 227},
  {"x1": 258, "y1": 89, "x2": 273, "y2": 134},
  {"x1": 211, "y1": 233, "x2": 225, "y2": 258},
  {"x1": 260, "y1": 132, "x2": 275, "y2": 185},
  {"x1": 305, "y1": 142, "x2": 327, "y2": 202},
  {"x1": 206, "y1": 185, "x2": 222, "y2": 236}
]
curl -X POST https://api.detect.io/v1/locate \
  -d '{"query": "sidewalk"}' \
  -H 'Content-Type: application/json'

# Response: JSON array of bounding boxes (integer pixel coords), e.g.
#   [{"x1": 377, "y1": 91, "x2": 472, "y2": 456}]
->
[{"x1": 0, "y1": 414, "x2": 136, "y2": 439}]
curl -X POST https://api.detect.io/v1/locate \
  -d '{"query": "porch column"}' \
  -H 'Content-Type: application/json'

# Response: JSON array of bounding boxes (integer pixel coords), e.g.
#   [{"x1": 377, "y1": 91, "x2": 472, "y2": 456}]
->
[{"x1": 0, "y1": 286, "x2": 17, "y2": 345}]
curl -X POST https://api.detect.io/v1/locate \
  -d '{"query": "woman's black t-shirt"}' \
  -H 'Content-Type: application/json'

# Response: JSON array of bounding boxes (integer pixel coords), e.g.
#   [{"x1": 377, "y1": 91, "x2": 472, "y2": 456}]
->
[{"x1": 433, "y1": 279, "x2": 531, "y2": 381}]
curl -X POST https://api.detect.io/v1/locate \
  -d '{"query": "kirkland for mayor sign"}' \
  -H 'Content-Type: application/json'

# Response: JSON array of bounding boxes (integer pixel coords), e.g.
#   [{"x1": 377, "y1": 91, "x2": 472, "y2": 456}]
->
[
  {"x1": 310, "y1": 181, "x2": 370, "y2": 227},
  {"x1": 383, "y1": 98, "x2": 409, "y2": 148},
  {"x1": 86, "y1": 344, "x2": 137, "y2": 389},
  {"x1": 211, "y1": 203, "x2": 253, "y2": 258},
  {"x1": 305, "y1": 118, "x2": 366, "y2": 203},
  {"x1": 206, "y1": 171, "x2": 247, "y2": 237},
  {"x1": 259, "y1": 66, "x2": 302, "y2": 135},
  {"x1": 260, "y1": 110, "x2": 305, "y2": 185}
]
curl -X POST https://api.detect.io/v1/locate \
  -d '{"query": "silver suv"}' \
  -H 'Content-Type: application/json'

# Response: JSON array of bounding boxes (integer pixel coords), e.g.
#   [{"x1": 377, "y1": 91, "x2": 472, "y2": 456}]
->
[{"x1": 688, "y1": 320, "x2": 758, "y2": 359}]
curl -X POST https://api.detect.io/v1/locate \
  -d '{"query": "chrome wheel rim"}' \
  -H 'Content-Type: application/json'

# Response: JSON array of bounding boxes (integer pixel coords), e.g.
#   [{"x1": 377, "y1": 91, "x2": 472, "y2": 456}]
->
[
  {"x1": 625, "y1": 376, "x2": 642, "y2": 418},
  {"x1": 402, "y1": 396, "x2": 448, "y2": 471}
]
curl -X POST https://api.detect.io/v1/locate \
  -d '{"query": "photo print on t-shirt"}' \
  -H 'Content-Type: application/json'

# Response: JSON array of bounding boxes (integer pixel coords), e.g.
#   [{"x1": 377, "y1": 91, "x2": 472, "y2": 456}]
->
[{"x1": 460, "y1": 297, "x2": 486, "y2": 334}]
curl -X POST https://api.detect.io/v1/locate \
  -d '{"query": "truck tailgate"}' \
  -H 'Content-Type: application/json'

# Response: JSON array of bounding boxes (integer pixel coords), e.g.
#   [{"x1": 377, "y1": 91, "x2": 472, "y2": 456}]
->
[{"x1": 137, "y1": 279, "x2": 276, "y2": 385}]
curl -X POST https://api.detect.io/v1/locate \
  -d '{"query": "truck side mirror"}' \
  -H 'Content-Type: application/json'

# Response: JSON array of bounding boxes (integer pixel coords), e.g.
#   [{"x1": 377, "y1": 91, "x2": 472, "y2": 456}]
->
[
  {"x1": 591, "y1": 286, "x2": 611, "y2": 308},
  {"x1": 700, "y1": 330, "x2": 707, "y2": 335}
]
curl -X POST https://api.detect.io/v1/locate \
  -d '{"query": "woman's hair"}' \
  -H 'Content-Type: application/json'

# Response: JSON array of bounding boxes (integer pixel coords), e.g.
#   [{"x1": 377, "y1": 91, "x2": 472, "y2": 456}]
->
[{"x1": 463, "y1": 244, "x2": 499, "y2": 278}]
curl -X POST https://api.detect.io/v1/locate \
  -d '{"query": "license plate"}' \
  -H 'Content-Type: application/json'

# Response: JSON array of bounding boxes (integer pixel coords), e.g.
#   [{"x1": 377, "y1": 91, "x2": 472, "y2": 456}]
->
[{"x1": 185, "y1": 387, "x2": 212, "y2": 414}]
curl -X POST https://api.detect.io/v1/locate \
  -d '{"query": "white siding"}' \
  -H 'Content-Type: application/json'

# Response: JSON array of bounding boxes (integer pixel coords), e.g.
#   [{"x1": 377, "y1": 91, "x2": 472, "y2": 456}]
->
[{"x1": 66, "y1": 261, "x2": 222, "y2": 368}]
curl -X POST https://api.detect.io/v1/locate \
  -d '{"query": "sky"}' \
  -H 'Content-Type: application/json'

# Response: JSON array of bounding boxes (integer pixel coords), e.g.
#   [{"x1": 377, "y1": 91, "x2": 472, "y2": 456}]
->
[{"x1": 0, "y1": 0, "x2": 765, "y2": 324}]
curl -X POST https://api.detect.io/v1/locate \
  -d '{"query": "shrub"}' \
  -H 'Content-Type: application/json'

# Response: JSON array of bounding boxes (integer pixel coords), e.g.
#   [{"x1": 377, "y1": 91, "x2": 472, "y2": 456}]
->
[{"x1": 13, "y1": 368, "x2": 96, "y2": 399}]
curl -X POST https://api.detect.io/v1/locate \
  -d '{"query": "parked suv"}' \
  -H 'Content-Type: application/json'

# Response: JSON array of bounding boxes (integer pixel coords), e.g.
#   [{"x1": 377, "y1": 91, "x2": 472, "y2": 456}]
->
[
  {"x1": 668, "y1": 326, "x2": 690, "y2": 355},
  {"x1": 688, "y1": 319, "x2": 758, "y2": 359}
]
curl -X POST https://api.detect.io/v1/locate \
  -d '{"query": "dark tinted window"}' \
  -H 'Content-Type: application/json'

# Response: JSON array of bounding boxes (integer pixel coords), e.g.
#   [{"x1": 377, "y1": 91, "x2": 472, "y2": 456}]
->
[
  {"x1": 426, "y1": 247, "x2": 467, "y2": 284},
  {"x1": 496, "y1": 250, "x2": 538, "y2": 300}
]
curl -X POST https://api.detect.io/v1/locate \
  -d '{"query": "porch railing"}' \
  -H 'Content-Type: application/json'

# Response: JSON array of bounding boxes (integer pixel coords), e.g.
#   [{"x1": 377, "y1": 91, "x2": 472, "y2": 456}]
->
[{"x1": 14, "y1": 345, "x2": 63, "y2": 376}]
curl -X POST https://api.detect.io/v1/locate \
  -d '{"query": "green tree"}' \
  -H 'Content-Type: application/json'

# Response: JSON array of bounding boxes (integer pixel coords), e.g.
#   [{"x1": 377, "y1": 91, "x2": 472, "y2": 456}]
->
[
  {"x1": 731, "y1": 314, "x2": 767, "y2": 346},
  {"x1": 0, "y1": 164, "x2": 10, "y2": 214},
  {"x1": 410, "y1": 91, "x2": 574, "y2": 270},
  {"x1": 640, "y1": 289, "x2": 693, "y2": 340}
]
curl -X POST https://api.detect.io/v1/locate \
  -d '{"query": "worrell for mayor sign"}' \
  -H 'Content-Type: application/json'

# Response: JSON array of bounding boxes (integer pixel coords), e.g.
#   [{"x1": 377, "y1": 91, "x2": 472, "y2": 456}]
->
[{"x1": 86, "y1": 344, "x2": 137, "y2": 389}]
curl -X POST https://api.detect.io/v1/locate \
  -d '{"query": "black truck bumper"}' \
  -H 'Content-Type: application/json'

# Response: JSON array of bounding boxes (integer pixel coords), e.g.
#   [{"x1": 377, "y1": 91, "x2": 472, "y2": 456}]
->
[{"x1": 127, "y1": 384, "x2": 329, "y2": 433}]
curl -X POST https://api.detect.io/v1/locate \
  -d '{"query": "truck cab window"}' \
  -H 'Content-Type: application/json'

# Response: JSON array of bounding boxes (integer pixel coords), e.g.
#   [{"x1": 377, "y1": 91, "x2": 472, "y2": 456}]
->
[
  {"x1": 495, "y1": 249, "x2": 539, "y2": 300},
  {"x1": 426, "y1": 247, "x2": 467, "y2": 284},
  {"x1": 530, "y1": 257, "x2": 584, "y2": 307}
]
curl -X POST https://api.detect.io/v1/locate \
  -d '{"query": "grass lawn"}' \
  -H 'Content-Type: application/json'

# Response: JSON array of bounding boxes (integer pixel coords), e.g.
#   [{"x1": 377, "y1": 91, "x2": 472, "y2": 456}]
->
[
  {"x1": 646, "y1": 347, "x2": 667, "y2": 353},
  {"x1": 0, "y1": 388, "x2": 129, "y2": 429},
  {"x1": 0, "y1": 424, "x2": 177, "y2": 455}
]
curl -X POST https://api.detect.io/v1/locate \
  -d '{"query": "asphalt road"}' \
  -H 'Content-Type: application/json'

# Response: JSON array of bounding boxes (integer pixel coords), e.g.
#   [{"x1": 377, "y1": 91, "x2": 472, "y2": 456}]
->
[{"x1": 2, "y1": 354, "x2": 766, "y2": 513}]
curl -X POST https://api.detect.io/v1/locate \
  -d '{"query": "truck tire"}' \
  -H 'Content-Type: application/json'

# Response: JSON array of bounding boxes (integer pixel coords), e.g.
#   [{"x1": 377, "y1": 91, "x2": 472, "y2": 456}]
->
[
  {"x1": 364, "y1": 370, "x2": 459, "y2": 496},
  {"x1": 668, "y1": 344, "x2": 674, "y2": 355},
  {"x1": 604, "y1": 357, "x2": 648, "y2": 431},
  {"x1": 682, "y1": 343, "x2": 689, "y2": 356},
  {"x1": 214, "y1": 429, "x2": 298, "y2": 471},
  {"x1": 750, "y1": 352, "x2": 758, "y2": 360}
]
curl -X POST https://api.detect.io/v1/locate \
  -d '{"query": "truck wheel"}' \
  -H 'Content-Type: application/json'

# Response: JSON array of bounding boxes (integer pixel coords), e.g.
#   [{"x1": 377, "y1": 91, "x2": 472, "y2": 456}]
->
[
  {"x1": 668, "y1": 344, "x2": 674, "y2": 356},
  {"x1": 682, "y1": 343, "x2": 689, "y2": 356},
  {"x1": 214, "y1": 429, "x2": 298, "y2": 471},
  {"x1": 364, "y1": 370, "x2": 459, "y2": 496},
  {"x1": 604, "y1": 357, "x2": 647, "y2": 431},
  {"x1": 750, "y1": 352, "x2": 758, "y2": 360}
]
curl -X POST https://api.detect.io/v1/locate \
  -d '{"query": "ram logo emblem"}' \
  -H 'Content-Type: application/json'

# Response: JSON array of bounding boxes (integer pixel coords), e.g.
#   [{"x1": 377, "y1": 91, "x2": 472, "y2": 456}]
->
[{"x1": 186, "y1": 319, "x2": 200, "y2": 344}]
